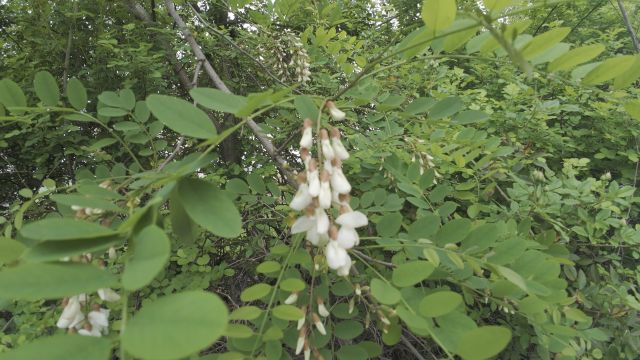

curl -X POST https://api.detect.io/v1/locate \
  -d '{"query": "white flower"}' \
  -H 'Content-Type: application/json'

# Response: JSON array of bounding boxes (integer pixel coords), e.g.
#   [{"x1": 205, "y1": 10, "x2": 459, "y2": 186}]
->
[
  {"x1": 317, "y1": 298, "x2": 330, "y2": 317},
  {"x1": 315, "y1": 208, "x2": 329, "y2": 236},
  {"x1": 284, "y1": 292, "x2": 298, "y2": 305},
  {"x1": 56, "y1": 297, "x2": 84, "y2": 329},
  {"x1": 323, "y1": 159, "x2": 333, "y2": 175},
  {"x1": 326, "y1": 101, "x2": 345, "y2": 121},
  {"x1": 108, "y1": 247, "x2": 117, "y2": 260},
  {"x1": 331, "y1": 127, "x2": 349, "y2": 160},
  {"x1": 335, "y1": 210, "x2": 368, "y2": 228},
  {"x1": 306, "y1": 227, "x2": 329, "y2": 247},
  {"x1": 326, "y1": 239, "x2": 351, "y2": 270},
  {"x1": 312, "y1": 313, "x2": 326, "y2": 335},
  {"x1": 97, "y1": 288, "x2": 121, "y2": 302},
  {"x1": 85, "y1": 307, "x2": 110, "y2": 336},
  {"x1": 291, "y1": 214, "x2": 316, "y2": 234},
  {"x1": 300, "y1": 119, "x2": 313, "y2": 149},
  {"x1": 337, "y1": 263, "x2": 350, "y2": 277},
  {"x1": 330, "y1": 168, "x2": 351, "y2": 194},
  {"x1": 337, "y1": 226, "x2": 359, "y2": 249},
  {"x1": 290, "y1": 182, "x2": 312, "y2": 210},
  {"x1": 318, "y1": 171, "x2": 332, "y2": 209},
  {"x1": 71, "y1": 205, "x2": 83, "y2": 211},
  {"x1": 307, "y1": 160, "x2": 320, "y2": 197},
  {"x1": 296, "y1": 329, "x2": 306, "y2": 355},
  {"x1": 320, "y1": 129, "x2": 335, "y2": 160},
  {"x1": 304, "y1": 345, "x2": 311, "y2": 360},
  {"x1": 300, "y1": 148, "x2": 311, "y2": 169},
  {"x1": 78, "y1": 326, "x2": 102, "y2": 337}
]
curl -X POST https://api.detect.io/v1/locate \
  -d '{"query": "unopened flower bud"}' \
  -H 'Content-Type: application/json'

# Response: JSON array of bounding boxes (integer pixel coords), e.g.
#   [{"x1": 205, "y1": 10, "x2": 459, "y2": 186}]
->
[
  {"x1": 285, "y1": 292, "x2": 299, "y2": 305},
  {"x1": 326, "y1": 101, "x2": 346, "y2": 121},
  {"x1": 296, "y1": 327, "x2": 306, "y2": 355},
  {"x1": 311, "y1": 313, "x2": 326, "y2": 335},
  {"x1": 317, "y1": 297, "x2": 330, "y2": 317}
]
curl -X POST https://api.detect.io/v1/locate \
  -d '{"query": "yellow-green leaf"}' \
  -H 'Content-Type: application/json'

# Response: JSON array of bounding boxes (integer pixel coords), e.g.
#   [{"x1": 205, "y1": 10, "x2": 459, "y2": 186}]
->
[
  {"x1": 582, "y1": 55, "x2": 636, "y2": 85},
  {"x1": 548, "y1": 44, "x2": 605, "y2": 72},
  {"x1": 421, "y1": 0, "x2": 457, "y2": 33},
  {"x1": 520, "y1": 27, "x2": 571, "y2": 60}
]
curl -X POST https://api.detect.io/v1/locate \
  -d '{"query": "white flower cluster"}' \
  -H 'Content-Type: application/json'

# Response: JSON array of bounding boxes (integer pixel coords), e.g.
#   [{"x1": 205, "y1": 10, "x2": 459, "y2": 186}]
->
[
  {"x1": 289, "y1": 103, "x2": 367, "y2": 277},
  {"x1": 260, "y1": 32, "x2": 311, "y2": 84},
  {"x1": 56, "y1": 288, "x2": 120, "y2": 337}
]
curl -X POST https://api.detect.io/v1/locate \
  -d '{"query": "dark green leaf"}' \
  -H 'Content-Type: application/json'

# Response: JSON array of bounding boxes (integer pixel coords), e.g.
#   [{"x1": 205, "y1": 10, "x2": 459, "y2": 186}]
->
[
  {"x1": 190, "y1": 88, "x2": 248, "y2": 115},
  {"x1": 122, "y1": 225, "x2": 171, "y2": 290},
  {"x1": 147, "y1": 94, "x2": 217, "y2": 139},
  {"x1": 33, "y1": 71, "x2": 60, "y2": 106},
  {"x1": 66, "y1": 78, "x2": 87, "y2": 110}
]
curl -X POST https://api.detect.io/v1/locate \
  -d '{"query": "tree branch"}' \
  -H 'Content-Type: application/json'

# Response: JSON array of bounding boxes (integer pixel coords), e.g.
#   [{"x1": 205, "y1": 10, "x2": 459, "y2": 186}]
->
[
  {"x1": 617, "y1": 0, "x2": 640, "y2": 53},
  {"x1": 164, "y1": 0, "x2": 297, "y2": 187}
]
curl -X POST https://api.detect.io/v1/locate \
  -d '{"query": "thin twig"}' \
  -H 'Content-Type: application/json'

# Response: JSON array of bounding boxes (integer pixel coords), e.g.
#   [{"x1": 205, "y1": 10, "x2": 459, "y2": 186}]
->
[
  {"x1": 401, "y1": 335, "x2": 429, "y2": 360},
  {"x1": 351, "y1": 249, "x2": 395, "y2": 268}
]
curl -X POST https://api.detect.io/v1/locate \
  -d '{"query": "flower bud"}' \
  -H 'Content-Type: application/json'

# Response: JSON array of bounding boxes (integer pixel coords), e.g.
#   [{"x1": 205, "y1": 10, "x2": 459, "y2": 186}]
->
[
  {"x1": 284, "y1": 292, "x2": 299, "y2": 305},
  {"x1": 311, "y1": 313, "x2": 326, "y2": 335},
  {"x1": 317, "y1": 297, "x2": 330, "y2": 317},
  {"x1": 326, "y1": 101, "x2": 346, "y2": 121}
]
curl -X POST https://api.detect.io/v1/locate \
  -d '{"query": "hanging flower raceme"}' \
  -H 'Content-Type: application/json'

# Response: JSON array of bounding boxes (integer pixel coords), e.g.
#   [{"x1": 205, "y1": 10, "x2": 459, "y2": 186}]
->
[{"x1": 289, "y1": 117, "x2": 367, "y2": 277}]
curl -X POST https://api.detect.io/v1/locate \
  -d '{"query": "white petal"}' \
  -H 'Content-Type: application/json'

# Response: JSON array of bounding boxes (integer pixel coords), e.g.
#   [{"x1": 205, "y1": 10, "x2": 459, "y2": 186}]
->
[
  {"x1": 71, "y1": 205, "x2": 83, "y2": 211},
  {"x1": 335, "y1": 211, "x2": 368, "y2": 228},
  {"x1": 297, "y1": 316, "x2": 305, "y2": 330},
  {"x1": 284, "y1": 293, "x2": 298, "y2": 305},
  {"x1": 337, "y1": 226, "x2": 359, "y2": 249},
  {"x1": 323, "y1": 159, "x2": 333, "y2": 175},
  {"x1": 337, "y1": 262, "x2": 351, "y2": 277},
  {"x1": 290, "y1": 183, "x2": 312, "y2": 210},
  {"x1": 78, "y1": 328, "x2": 102, "y2": 337},
  {"x1": 321, "y1": 139, "x2": 335, "y2": 160},
  {"x1": 316, "y1": 209, "x2": 329, "y2": 235},
  {"x1": 308, "y1": 170, "x2": 320, "y2": 197},
  {"x1": 306, "y1": 229, "x2": 328, "y2": 246},
  {"x1": 330, "y1": 107, "x2": 346, "y2": 121},
  {"x1": 314, "y1": 320, "x2": 327, "y2": 335},
  {"x1": 97, "y1": 288, "x2": 121, "y2": 302},
  {"x1": 326, "y1": 241, "x2": 350, "y2": 269},
  {"x1": 318, "y1": 303, "x2": 330, "y2": 317},
  {"x1": 318, "y1": 181, "x2": 331, "y2": 209},
  {"x1": 291, "y1": 216, "x2": 316, "y2": 234},
  {"x1": 332, "y1": 138, "x2": 350, "y2": 160},
  {"x1": 57, "y1": 297, "x2": 83, "y2": 329},
  {"x1": 88, "y1": 310, "x2": 109, "y2": 328},
  {"x1": 300, "y1": 127, "x2": 313, "y2": 148},
  {"x1": 296, "y1": 336, "x2": 305, "y2": 355},
  {"x1": 330, "y1": 169, "x2": 351, "y2": 194}
]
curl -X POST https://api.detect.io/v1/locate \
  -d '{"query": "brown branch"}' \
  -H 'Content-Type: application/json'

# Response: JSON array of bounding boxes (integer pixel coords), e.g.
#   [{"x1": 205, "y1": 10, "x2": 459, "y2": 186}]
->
[{"x1": 164, "y1": 0, "x2": 297, "y2": 187}]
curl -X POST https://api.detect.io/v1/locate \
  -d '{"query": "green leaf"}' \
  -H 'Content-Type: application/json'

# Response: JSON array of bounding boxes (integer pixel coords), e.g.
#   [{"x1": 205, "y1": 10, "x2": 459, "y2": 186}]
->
[
  {"x1": 177, "y1": 178, "x2": 242, "y2": 238},
  {"x1": 429, "y1": 96, "x2": 463, "y2": 120},
  {"x1": 421, "y1": 0, "x2": 457, "y2": 33},
  {"x1": 20, "y1": 218, "x2": 118, "y2": 241},
  {"x1": 482, "y1": 0, "x2": 512, "y2": 14},
  {"x1": 0, "y1": 334, "x2": 112, "y2": 360},
  {"x1": 405, "y1": 97, "x2": 435, "y2": 115},
  {"x1": 229, "y1": 306, "x2": 263, "y2": 320},
  {"x1": 376, "y1": 213, "x2": 403, "y2": 237},
  {"x1": 66, "y1": 78, "x2": 87, "y2": 110},
  {"x1": 256, "y1": 260, "x2": 281, "y2": 274},
  {"x1": 336, "y1": 345, "x2": 369, "y2": 360},
  {"x1": 122, "y1": 225, "x2": 171, "y2": 291},
  {"x1": 435, "y1": 218, "x2": 471, "y2": 245},
  {"x1": 519, "y1": 27, "x2": 570, "y2": 60},
  {"x1": 613, "y1": 56, "x2": 640, "y2": 89},
  {"x1": 453, "y1": 110, "x2": 489, "y2": 124},
  {"x1": 88, "y1": 138, "x2": 118, "y2": 150},
  {"x1": 392, "y1": 261, "x2": 435, "y2": 287},
  {"x1": 272, "y1": 305, "x2": 304, "y2": 321},
  {"x1": 0, "y1": 238, "x2": 26, "y2": 264},
  {"x1": 169, "y1": 191, "x2": 197, "y2": 244},
  {"x1": 370, "y1": 279, "x2": 401, "y2": 305},
  {"x1": 190, "y1": 88, "x2": 248, "y2": 115},
  {"x1": 33, "y1": 71, "x2": 60, "y2": 106},
  {"x1": 294, "y1": 95, "x2": 318, "y2": 120},
  {"x1": 0, "y1": 263, "x2": 116, "y2": 300},
  {"x1": 280, "y1": 278, "x2": 306, "y2": 292},
  {"x1": 443, "y1": 20, "x2": 479, "y2": 52},
  {"x1": 0, "y1": 78, "x2": 27, "y2": 108},
  {"x1": 419, "y1": 291, "x2": 462, "y2": 318},
  {"x1": 241, "y1": 283, "x2": 272, "y2": 302},
  {"x1": 23, "y1": 235, "x2": 122, "y2": 262},
  {"x1": 247, "y1": 173, "x2": 266, "y2": 194},
  {"x1": 334, "y1": 320, "x2": 364, "y2": 340},
  {"x1": 495, "y1": 265, "x2": 528, "y2": 292},
  {"x1": 147, "y1": 94, "x2": 217, "y2": 139},
  {"x1": 582, "y1": 55, "x2": 636, "y2": 85},
  {"x1": 98, "y1": 107, "x2": 128, "y2": 117},
  {"x1": 624, "y1": 100, "x2": 640, "y2": 121},
  {"x1": 456, "y1": 326, "x2": 512, "y2": 360},
  {"x1": 224, "y1": 323, "x2": 254, "y2": 338},
  {"x1": 122, "y1": 291, "x2": 228, "y2": 360},
  {"x1": 548, "y1": 44, "x2": 605, "y2": 72}
]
